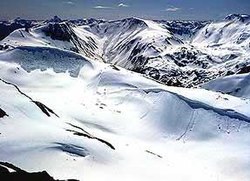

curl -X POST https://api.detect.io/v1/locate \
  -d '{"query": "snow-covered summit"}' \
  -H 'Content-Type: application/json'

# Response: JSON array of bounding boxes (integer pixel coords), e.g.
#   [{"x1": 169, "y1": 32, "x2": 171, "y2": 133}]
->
[
  {"x1": 225, "y1": 14, "x2": 250, "y2": 22},
  {"x1": 47, "y1": 15, "x2": 63, "y2": 23}
]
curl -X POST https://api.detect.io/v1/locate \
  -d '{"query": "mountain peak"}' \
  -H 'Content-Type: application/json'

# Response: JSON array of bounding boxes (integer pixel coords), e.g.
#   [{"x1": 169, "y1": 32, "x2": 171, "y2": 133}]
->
[
  {"x1": 225, "y1": 14, "x2": 250, "y2": 22},
  {"x1": 120, "y1": 17, "x2": 148, "y2": 28},
  {"x1": 48, "y1": 16, "x2": 63, "y2": 23}
]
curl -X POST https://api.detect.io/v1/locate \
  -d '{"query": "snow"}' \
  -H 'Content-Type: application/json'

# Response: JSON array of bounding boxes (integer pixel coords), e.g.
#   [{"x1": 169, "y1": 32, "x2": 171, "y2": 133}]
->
[
  {"x1": 0, "y1": 49, "x2": 250, "y2": 180},
  {"x1": 203, "y1": 73, "x2": 250, "y2": 99},
  {"x1": 2, "y1": 16, "x2": 249, "y2": 88},
  {"x1": 0, "y1": 15, "x2": 250, "y2": 181}
]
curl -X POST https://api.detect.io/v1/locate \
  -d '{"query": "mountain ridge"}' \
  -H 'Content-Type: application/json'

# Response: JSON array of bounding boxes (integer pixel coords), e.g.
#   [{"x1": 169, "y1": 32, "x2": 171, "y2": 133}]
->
[{"x1": 0, "y1": 14, "x2": 249, "y2": 88}]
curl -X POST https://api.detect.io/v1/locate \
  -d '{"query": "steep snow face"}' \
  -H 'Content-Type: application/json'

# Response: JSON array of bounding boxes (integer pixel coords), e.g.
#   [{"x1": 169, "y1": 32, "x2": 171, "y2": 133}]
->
[
  {"x1": 85, "y1": 18, "x2": 183, "y2": 71},
  {"x1": 203, "y1": 73, "x2": 250, "y2": 98},
  {"x1": 0, "y1": 46, "x2": 93, "y2": 77},
  {"x1": 192, "y1": 17, "x2": 250, "y2": 48},
  {"x1": 1, "y1": 22, "x2": 101, "y2": 61},
  {"x1": 36, "y1": 22, "x2": 101, "y2": 59}
]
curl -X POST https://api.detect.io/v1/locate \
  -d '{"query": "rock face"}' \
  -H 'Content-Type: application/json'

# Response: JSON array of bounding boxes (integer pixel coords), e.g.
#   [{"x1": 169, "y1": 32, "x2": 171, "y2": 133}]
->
[
  {"x1": 40, "y1": 22, "x2": 98, "y2": 58},
  {"x1": 42, "y1": 23, "x2": 72, "y2": 42},
  {"x1": 0, "y1": 162, "x2": 79, "y2": 181}
]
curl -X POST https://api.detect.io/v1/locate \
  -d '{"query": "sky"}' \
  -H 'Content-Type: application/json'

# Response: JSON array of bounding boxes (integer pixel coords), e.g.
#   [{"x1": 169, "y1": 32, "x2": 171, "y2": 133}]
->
[{"x1": 0, "y1": 0, "x2": 249, "y2": 20}]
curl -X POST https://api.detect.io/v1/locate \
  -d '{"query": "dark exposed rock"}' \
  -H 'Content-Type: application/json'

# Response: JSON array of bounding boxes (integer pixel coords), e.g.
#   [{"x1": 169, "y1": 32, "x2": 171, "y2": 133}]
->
[
  {"x1": 48, "y1": 16, "x2": 63, "y2": 23},
  {"x1": 110, "y1": 64, "x2": 120, "y2": 71},
  {"x1": 166, "y1": 78, "x2": 183, "y2": 87},
  {"x1": 236, "y1": 33, "x2": 250, "y2": 44},
  {"x1": 237, "y1": 66, "x2": 250, "y2": 74},
  {"x1": 167, "y1": 47, "x2": 210, "y2": 69},
  {"x1": 67, "y1": 129, "x2": 115, "y2": 150},
  {"x1": 0, "y1": 44, "x2": 10, "y2": 50},
  {"x1": 143, "y1": 67, "x2": 160, "y2": 80},
  {"x1": 41, "y1": 22, "x2": 98, "y2": 58},
  {"x1": 145, "y1": 150, "x2": 162, "y2": 158},
  {"x1": 0, "y1": 18, "x2": 36, "y2": 40},
  {"x1": 0, "y1": 108, "x2": 8, "y2": 118},
  {"x1": 42, "y1": 23, "x2": 72, "y2": 42},
  {"x1": 66, "y1": 123, "x2": 115, "y2": 150},
  {"x1": 0, "y1": 162, "x2": 79, "y2": 181},
  {"x1": 33, "y1": 101, "x2": 59, "y2": 117},
  {"x1": 226, "y1": 70, "x2": 235, "y2": 76}
]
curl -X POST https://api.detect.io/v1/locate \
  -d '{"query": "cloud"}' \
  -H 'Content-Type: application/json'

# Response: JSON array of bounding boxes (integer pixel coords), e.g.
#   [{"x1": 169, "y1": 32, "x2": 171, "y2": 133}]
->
[
  {"x1": 165, "y1": 6, "x2": 181, "y2": 12},
  {"x1": 94, "y1": 5, "x2": 112, "y2": 9},
  {"x1": 93, "y1": 3, "x2": 129, "y2": 10},
  {"x1": 63, "y1": 1, "x2": 75, "y2": 5},
  {"x1": 118, "y1": 3, "x2": 129, "y2": 8}
]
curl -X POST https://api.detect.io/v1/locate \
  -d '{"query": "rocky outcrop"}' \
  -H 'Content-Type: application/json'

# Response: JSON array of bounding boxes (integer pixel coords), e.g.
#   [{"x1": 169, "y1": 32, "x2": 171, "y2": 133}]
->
[
  {"x1": 0, "y1": 162, "x2": 78, "y2": 181},
  {"x1": 0, "y1": 108, "x2": 8, "y2": 118}
]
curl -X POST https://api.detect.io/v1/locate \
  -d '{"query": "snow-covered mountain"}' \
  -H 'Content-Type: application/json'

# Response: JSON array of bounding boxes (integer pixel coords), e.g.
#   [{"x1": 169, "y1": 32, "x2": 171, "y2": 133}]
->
[
  {"x1": 0, "y1": 17, "x2": 39, "y2": 41},
  {"x1": 0, "y1": 14, "x2": 250, "y2": 181},
  {"x1": 1, "y1": 14, "x2": 249, "y2": 87}
]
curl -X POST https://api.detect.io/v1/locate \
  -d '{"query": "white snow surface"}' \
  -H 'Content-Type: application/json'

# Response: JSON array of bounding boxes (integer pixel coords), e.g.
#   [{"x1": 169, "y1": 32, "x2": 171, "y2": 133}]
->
[
  {"x1": 203, "y1": 73, "x2": 250, "y2": 98},
  {"x1": 0, "y1": 15, "x2": 250, "y2": 181},
  {"x1": 0, "y1": 47, "x2": 250, "y2": 181}
]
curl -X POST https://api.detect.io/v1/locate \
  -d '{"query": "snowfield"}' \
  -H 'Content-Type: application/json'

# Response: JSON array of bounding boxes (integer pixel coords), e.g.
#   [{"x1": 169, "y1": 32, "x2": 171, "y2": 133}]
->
[
  {"x1": 203, "y1": 73, "x2": 250, "y2": 99},
  {"x1": 0, "y1": 14, "x2": 250, "y2": 181}
]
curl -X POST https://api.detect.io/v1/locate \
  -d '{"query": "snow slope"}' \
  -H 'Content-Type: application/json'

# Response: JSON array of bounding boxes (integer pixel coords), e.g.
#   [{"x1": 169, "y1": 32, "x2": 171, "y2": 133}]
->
[
  {"x1": 203, "y1": 73, "x2": 250, "y2": 98},
  {"x1": 0, "y1": 43, "x2": 250, "y2": 180},
  {"x1": 192, "y1": 14, "x2": 250, "y2": 47}
]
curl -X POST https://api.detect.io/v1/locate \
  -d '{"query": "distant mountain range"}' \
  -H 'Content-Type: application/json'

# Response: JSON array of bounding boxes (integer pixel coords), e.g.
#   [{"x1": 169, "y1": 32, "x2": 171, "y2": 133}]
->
[{"x1": 1, "y1": 14, "x2": 249, "y2": 90}]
